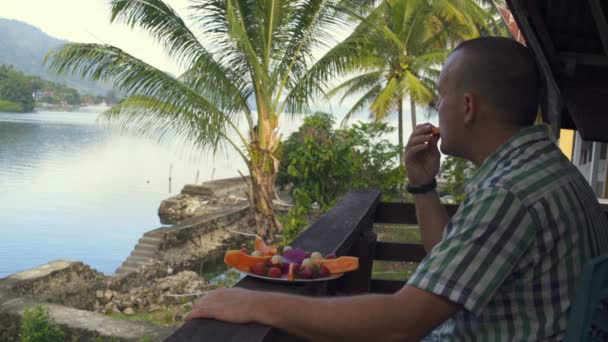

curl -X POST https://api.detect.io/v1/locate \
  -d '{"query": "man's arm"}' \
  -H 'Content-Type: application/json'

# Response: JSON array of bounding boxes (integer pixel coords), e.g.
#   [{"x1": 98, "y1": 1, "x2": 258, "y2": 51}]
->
[
  {"x1": 404, "y1": 124, "x2": 449, "y2": 251},
  {"x1": 414, "y1": 191, "x2": 449, "y2": 252},
  {"x1": 186, "y1": 285, "x2": 461, "y2": 341}
]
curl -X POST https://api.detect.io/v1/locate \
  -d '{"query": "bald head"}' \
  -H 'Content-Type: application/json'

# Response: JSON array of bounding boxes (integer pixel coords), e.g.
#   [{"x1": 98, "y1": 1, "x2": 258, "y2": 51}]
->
[{"x1": 447, "y1": 37, "x2": 540, "y2": 127}]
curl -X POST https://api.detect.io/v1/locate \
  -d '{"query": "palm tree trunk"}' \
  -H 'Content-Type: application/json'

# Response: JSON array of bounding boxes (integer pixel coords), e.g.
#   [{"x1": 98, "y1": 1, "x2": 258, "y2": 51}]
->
[
  {"x1": 410, "y1": 98, "x2": 417, "y2": 130},
  {"x1": 398, "y1": 96, "x2": 404, "y2": 165},
  {"x1": 245, "y1": 127, "x2": 283, "y2": 245}
]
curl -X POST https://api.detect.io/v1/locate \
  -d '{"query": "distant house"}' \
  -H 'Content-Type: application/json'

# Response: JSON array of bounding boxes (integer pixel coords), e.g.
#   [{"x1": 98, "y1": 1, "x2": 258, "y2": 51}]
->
[{"x1": 32, "y1": 90, "x2": 45, "y2": 101}]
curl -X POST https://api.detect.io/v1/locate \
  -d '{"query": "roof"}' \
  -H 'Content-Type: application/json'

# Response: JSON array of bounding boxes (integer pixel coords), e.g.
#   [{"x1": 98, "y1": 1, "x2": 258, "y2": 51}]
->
[{"x1": 507, "y1": 0, "x2": 608, "y2": 142}]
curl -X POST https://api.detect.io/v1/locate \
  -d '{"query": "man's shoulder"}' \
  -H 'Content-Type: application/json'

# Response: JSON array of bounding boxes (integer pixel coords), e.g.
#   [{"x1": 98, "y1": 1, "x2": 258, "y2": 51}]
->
[{"x1": 471, "y1": 140, "x2": 579, "y2": 203}]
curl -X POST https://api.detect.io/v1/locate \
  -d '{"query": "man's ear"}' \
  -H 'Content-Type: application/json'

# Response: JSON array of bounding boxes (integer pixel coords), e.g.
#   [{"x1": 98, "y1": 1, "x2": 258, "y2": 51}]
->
[{"x1": 463, "y1": 92, "x2": 477, "y2": 126}]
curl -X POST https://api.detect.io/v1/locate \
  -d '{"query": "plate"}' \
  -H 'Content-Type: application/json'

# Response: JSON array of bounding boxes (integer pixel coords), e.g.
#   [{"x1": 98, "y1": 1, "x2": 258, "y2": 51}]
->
[{"x1": 241, "y1": 271, "x2": 343, "y2": 283}]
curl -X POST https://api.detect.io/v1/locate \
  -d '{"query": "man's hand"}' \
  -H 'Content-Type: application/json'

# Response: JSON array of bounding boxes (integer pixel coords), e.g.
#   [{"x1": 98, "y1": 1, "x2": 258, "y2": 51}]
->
[
  {"x1": 185, "y1": 287, "x2": 260, "y2": 324},
  {"x1": 404, "y1": 123, "x2": 440, "y2": 187}
]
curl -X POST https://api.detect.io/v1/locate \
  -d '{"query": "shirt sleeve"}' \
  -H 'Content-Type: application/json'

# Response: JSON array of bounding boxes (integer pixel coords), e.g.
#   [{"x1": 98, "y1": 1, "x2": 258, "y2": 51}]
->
[{"x1": 406, "y1": 186, "x2": 535, "y2": 314}]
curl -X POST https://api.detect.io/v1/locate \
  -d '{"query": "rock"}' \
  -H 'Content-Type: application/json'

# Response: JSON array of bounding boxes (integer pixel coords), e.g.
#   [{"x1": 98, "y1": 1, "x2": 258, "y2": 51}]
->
[
  {"x1": 112, "y1": 306, "x2": 121, "y2": 314},
  {"x1": 148, "y1": 304, "x2": 162, "y2": 313},
  {"x1": 104, "y1": 290, "x2": 113, "y2": 301},
  {"x1": 96, "y1": 290, "x2": 104, "y2": 299},
  {"x1": 123, "y1": 307, "x2": 135, "y2": 315},
  {"x1": 167, "y1": 267, "x2": 173, "y2": 275}
]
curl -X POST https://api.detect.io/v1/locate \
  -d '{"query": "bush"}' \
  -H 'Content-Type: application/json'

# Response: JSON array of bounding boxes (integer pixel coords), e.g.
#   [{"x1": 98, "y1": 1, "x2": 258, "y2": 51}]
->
[
  {"x1": 19, "y1": 305, "x2": 64, "y2": 342},
  {"x1": 278, "y1": 113, "x2": 406, "y2": 243}
]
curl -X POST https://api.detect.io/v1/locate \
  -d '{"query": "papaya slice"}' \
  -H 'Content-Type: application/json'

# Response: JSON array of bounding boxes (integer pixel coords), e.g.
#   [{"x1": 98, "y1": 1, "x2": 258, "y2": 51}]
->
[
  {"x1": 254, "y1": 236, "x2": 278, "y2": 256},
  {"x1": 311, "y1": 256, "x2": 359, "y2": 274},
  {"x1": 224, "y1": 250, "x2": 272, "y2": 272},
  {"x1": 431, "y1": 126, "x2": 440, "y2": 136},
  {"x1": 287, "y1": 263, "x2": 297, "y2": 281}
]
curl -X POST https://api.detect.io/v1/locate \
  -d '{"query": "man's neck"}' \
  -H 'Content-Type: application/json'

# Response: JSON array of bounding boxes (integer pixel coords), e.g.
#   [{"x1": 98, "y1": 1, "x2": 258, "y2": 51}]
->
[{"x1": 468, "y1": 126, "x2": 520, "y2": 167}]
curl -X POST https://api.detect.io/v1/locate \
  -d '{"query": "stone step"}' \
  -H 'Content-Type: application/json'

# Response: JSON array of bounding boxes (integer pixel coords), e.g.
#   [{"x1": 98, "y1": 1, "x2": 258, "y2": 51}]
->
[
  {"x1": 131, "y1": 249, "x2": 156, "y2": 257},
  {"x1": 143, "y1": 230, "x2": 164, "y2": 238},
  {"x1": 139, "y1": 236, "x2": 161, "y2": 244},
  {"x1": 135, "y1": 243, "x2": 158, "y2": 252},
  {"x1": 126, "y1": 255, "x2": 154, "y2": 264},
  {"x1": 121, "y1": 261, "x2": 143, "y2": 270},
  {"x1": 115, "y1": 265, "x2": 138, "y2": 275}
]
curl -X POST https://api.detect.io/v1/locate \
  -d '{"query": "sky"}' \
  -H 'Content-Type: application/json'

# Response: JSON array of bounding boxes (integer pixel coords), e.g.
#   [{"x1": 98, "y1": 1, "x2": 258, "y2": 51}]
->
[
  {"x1": 1, "y1": 0, "x2": 191, "y2": 76},
  {"x1": 0, "y1": 0, "x2": 438, "y2": 132}
]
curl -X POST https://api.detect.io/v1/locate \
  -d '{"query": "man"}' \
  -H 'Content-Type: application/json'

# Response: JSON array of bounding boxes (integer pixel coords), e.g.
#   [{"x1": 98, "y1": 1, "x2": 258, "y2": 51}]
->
[{"x1": 185, "y1": 37, "x2": 608, "y2": 340}]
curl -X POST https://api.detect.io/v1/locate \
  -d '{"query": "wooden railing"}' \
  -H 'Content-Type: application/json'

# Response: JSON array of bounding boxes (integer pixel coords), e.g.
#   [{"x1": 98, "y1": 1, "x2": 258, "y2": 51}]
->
[{"x1": 166, "y1": 189, "x2": 459, "y2": 341}]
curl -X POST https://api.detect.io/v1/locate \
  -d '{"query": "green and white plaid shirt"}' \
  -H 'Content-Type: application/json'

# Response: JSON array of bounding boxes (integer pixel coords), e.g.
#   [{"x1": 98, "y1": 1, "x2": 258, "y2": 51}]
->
[{"x1": 408, "y1": 125, "x2": 608, "y2": 340}]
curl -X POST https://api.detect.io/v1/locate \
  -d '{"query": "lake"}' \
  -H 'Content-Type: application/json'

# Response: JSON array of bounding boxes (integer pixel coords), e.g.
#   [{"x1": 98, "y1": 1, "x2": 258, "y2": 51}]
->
[{"x1": 0, "y1": 106, "x2": 246, "y2": 277}]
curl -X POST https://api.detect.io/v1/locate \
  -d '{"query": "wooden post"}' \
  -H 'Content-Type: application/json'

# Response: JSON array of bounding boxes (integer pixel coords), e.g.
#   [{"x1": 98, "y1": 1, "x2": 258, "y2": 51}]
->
[{"x1": 338, "y1": 231, "x2": 377, "y2": 294}]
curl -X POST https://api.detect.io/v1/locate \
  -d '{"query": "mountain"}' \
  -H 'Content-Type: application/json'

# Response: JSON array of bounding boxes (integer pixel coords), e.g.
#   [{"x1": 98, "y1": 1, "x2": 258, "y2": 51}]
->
[{"x1": 0, "y1": 18, "x2": 112, "y2": 96}]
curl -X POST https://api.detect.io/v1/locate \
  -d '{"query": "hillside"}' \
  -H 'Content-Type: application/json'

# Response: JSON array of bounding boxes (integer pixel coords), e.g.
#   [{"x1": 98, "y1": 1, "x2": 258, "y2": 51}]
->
[{"x1": 0, "y1": 18, "x2": 111, "y2": 96}]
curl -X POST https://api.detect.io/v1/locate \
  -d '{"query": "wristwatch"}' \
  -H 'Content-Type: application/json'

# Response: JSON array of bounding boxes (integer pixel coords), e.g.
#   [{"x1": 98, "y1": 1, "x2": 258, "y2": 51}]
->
[{"x1": 406, "y1": 179, "x2": 437, "y2": 194}]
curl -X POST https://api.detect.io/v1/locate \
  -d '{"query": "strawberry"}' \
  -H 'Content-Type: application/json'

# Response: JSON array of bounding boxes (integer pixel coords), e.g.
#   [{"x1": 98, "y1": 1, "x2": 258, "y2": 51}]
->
[
  {"x1": 240, "y1": 248, "x2": 250, "y2": 254},
  {"x1": 319, "y1": 265, "x2": 331, "y2": 278},
  {"x1": 268, "y1": 267, "x2": 282, "y2": 278},
  {"x1": 299, "y1": 266, "x2": 314, "y2": 279},
  {"x1": 250, "y1": 262, "x2": 266, "y2": 276}
]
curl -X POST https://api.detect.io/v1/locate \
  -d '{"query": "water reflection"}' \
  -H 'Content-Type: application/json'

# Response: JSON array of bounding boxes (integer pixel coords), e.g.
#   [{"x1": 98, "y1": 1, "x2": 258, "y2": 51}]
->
[{"x1": 0, "y1": 107, "x2": 244, "y2": 277}]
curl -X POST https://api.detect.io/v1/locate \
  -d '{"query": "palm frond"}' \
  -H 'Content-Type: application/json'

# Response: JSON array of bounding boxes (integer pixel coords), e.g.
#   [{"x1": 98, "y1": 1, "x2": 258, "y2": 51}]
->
[
  {"x1": 45, "y1": 43, "x2": 240, "y2": 147},
  {"x1": 340, "y1": 83, "x2": 383, "y2": 127}
]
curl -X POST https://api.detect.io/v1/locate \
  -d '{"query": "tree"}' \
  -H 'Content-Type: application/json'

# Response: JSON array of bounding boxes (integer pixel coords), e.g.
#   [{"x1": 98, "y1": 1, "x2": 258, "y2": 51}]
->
[
  {"x1": 45, "y1": 0, "x2": 375, "y2": 244},
  {"x1": 323, "y1": 0, "x2": 503, "y2": 163},
  {"x1": 440, "y1": 156, "x2": 476, "y2": 203},
  {"x1": 0, "y1": 65, "x2": 35, "y2": 112}
]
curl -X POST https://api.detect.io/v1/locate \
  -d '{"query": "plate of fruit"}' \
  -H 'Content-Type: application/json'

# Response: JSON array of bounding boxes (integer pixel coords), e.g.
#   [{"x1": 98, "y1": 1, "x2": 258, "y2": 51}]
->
[{"x1": 223, "y1": 238, "x2": 359, "y2": 282}]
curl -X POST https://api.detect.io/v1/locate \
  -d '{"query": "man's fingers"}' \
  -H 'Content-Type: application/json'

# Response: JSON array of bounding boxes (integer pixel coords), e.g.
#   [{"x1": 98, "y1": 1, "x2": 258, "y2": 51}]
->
[
  {"x1": 407, "y1": 144, "x2": 429, "y2": 155},
  {"x1": 407, "y1": 134, "x2": 434, "y2": 148},
  {"x1": 413, "y1": 123, "x2": 434, "y2": 136}
]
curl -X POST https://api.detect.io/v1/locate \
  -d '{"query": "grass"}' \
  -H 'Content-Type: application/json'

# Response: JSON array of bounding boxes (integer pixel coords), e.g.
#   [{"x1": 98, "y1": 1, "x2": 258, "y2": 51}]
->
[
  {"x1": 0, "y1": 100, "x2": 22, "y2": 112},
  {"x1": 108, "y1": 309, "x2": 185, "y2": 328},
  {"x1": 372, "y1": 224, "x2": 422, "y2": 280}
]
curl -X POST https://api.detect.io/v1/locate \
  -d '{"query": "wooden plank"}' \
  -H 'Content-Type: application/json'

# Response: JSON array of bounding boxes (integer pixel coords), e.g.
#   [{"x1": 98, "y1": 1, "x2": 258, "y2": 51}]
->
[
  {"x1": 166, "y1": 189, "x2": 382, "y2": 342},
  {"x1": 374, "y1": 242, "x2": 426, "y2": 263},
  {"x1": 507, "y1": 0, "x2": 564, "y2": 138},
  {"x1": 588, "y1": 0, "x2": 608, "y2": 56},
  {"x1": 559, "y1": 52, "x2": 608, "y2": 67},
  {"x1": 339, "y1": 231, "x2": 377, "y2": 294},
  {"x1": 375, "y1": 202, "x2": 459, "y2": 225},
  {"x1": 370, "y1": 279, "x2": 406, "y2": 294},
  {"x1": 289, "y1": 188, "x2": 381, "y2": 256}
]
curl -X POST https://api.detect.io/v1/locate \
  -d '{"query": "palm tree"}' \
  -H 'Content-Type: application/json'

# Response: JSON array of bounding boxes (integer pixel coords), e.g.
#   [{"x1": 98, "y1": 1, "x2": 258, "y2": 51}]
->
[
  {"x1": 45, "y1": 0, "x2": 374, "y2": 244},
  {"x1": 318, "y1": 0, "x2": 502, "y2": 163}
]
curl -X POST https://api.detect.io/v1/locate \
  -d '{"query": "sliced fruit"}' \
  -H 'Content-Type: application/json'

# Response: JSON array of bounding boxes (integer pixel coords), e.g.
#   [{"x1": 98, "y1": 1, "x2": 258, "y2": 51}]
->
[
  {"x1": 240, "y1": 248, "x2": 250, "y2": 254},
  {"x1": 251, "y1": 251, "x2": 264, "y2": 257},
  {"x1": 319, "y1": 265, "x2": 330, "y2": 278},
  {"x1": 312, "y1": 256, "x2": 359, "y2": 274},
  {"x1": 254, "y1": 237, "x2": 278, "y2": 255},
  {"x1": 250, "y1": 262, "x2": 266, "y2": 276},
  {"x1": 431, "y1": 126, "x2": 440, "y2": 135},
  {"x1": 268, "y1": 267, "x2": 282, "y2": 278},
  {"x1": 299, "y1": 266, "x2": 313, "y2": 279},
  {"x1": 310, "y1": 252, "x2": 323, "y2": 260},
  {"x1": 325, "y1": 253, "x2": 336, "y2": 259},
  {"x1": 224, "y1": 250, "x2": 272, "y2": 272},
  {"x1": 301, "y1": 258, "x2": 313, "y2": 268},
  {"x1": 287, "y1": 263, "x2": 299, "y2": 281}
]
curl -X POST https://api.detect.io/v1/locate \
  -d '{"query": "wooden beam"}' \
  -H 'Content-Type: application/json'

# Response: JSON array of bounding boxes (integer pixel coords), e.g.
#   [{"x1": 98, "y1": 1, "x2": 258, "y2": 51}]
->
[
  {"x1": 374, "y1": 242, "x2": 426, "y2": 263},
  {"x1": 507, "y1": 0, "x2": 564, "y2": 139},
  {"x1": 375, "y1": 202, "x2": 459, "y2": 225},
  {"x1": 559, "y1": 52, "x2": 608, "y2": 67},
  {"x1": 588, "y1": 0, "x2": 608, "y2": 56}
]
